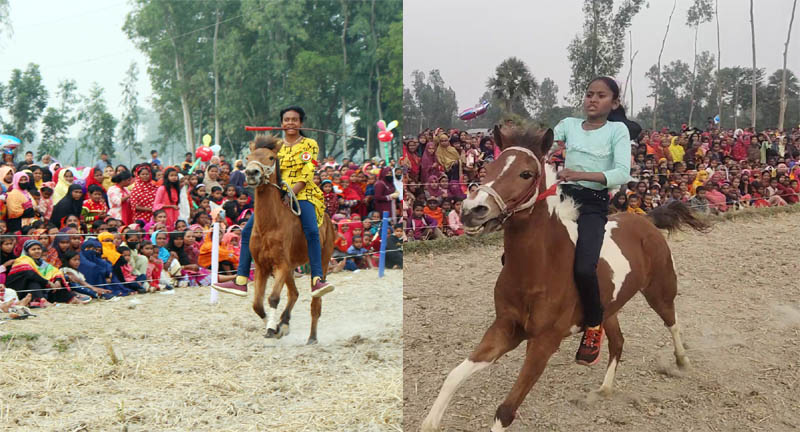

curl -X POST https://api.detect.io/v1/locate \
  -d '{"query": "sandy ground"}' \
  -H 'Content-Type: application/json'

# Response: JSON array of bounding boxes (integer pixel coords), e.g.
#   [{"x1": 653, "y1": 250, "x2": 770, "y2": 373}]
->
[
  {"x1": 404, "y1": 212, "x2": 800, "y2": 431},
  {"x1": 0, "y1": 268, "x2": 402, "y2": 432}
]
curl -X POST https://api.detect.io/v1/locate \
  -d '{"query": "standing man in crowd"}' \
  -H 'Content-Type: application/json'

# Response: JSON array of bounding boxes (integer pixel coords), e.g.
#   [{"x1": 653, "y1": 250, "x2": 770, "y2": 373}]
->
[
  {"x1": 150, "y1": 150, "x2": 162, "y2": 167},
  {"x1": 95, "y1": 153, "x2": 111, "y2": 171}
]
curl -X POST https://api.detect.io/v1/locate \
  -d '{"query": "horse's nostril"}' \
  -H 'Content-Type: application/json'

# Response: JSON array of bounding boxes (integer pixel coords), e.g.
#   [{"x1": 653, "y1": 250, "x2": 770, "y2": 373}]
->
[
  {"x1": 246, "y1": 170, "x2": 257, "y2": 177},
  {"x1": 473, "y1": 205, "x2": 489, "y2": 217}
]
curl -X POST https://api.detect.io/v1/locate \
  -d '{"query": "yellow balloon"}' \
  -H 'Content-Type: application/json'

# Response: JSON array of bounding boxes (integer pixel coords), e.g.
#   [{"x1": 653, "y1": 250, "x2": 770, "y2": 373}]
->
[{"x1": 202, "y1": 134, "x2": 212, "y2": 146}]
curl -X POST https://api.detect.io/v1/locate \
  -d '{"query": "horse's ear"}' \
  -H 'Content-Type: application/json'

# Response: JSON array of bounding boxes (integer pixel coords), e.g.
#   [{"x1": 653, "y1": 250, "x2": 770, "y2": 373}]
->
[
  {"x1": 538, "y1": 128, "x2": 554, "y2": 157},
  {"x1": 249, "y1": 140, "x2": 255, "y2": 152},
  {"x1": 492, "y1": 125, "x2": 505, "y2": 150},
  {"x1": 274, "y1": 138, "x2": 284, "y2": 153}
]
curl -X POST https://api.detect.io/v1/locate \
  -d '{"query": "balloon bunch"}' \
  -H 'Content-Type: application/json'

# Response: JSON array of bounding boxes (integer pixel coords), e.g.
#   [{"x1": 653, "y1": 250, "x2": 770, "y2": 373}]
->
[
  {"x1": 377, "y1": 120, "x2": 397, "y2": 143},
  {"x1": 190, "y1": 134, "x2": 222, "y2": 173},
  {"x1": 377, "y1": 120, "x2": 398, "y2": 164},
  {"x1": 0, "y1": 134, "x2": 21, "y2": 155}
]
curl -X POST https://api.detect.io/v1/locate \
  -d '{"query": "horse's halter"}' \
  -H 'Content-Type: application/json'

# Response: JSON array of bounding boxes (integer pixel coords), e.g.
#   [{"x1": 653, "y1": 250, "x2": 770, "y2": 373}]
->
[
  {"x1": 476, "y1": 146, "x2": 558, "y2": 224},
  {"x1": 246, "y1": 158, "x2": 279, "y2": 188},
  {"x1": 245, "y1": 156, "x2": 301, "y2": 216}
]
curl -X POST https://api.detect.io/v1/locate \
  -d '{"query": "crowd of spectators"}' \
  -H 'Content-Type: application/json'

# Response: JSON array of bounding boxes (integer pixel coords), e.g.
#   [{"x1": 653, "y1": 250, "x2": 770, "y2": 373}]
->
[
  {"x1": 401, "y1": 123, "x2": 800, "y2": 240},
  {"x1": 0, "y1": 146, "x2": 404, "y2": 317}
]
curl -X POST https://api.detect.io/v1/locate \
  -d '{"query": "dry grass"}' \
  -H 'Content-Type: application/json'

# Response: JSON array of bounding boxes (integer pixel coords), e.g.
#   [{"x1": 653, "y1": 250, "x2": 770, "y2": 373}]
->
[{"x1": 0, "y1": 269, "x2": 402, "y2": 432}]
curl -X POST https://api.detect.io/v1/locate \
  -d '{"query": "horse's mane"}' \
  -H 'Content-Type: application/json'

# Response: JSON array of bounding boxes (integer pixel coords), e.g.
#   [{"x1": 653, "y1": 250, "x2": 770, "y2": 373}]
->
[
  {"x1": 253, "y1": 134, "x2": 281, "y2": 151},
  {"x1": 497, "y1": 124, "x2": 551, "y2": 158}
]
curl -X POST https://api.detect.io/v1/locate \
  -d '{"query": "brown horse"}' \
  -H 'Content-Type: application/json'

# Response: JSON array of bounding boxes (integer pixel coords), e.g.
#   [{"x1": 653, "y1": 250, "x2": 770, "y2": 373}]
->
[
  {"x1": 421, "y1": 125, "x2": 709, "y2": 431},
  {"x1": 244, "y1": 135, "x2": 336, "y2": 345}
]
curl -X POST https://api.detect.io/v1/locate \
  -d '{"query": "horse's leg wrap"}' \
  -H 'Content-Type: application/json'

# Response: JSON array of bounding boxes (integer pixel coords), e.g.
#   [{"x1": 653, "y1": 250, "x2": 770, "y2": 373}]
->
[{"x1": 266, "y1": 296, "x2": 280, "y2": 332}]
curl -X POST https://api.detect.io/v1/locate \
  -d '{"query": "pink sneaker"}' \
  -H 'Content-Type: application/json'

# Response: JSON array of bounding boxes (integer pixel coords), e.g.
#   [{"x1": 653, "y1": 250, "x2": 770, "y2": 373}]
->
[
  {"x1": 212, "y1": 280, "x2": 248, "y2": 297},
  {"x1": 310, "y1": 277, "x2": 334, "y2": 298}
]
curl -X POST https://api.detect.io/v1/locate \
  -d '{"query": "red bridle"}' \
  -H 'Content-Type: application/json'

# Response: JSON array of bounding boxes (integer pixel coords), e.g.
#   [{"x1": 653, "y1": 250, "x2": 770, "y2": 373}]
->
[{"x1": 475, "y1": 146, "x2": 559, "y2": 224}]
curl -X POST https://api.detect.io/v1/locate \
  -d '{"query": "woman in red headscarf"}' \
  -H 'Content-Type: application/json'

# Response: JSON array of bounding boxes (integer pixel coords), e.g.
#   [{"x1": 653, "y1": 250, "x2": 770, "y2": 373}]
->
[
  {"x1": 341, "y1": 174, "x2": 367, "y2": 218},
  {"x1": 401, "y1": 139, "x2": 421, "y2": 183},
  {"x1": 129, "y1": 164, "x2": 159, "y2": 224}
]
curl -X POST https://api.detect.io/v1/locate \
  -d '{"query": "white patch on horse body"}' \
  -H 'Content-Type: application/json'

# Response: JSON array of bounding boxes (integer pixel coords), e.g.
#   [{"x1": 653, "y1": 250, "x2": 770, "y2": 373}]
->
[
  {"x1": 540, "y1": 165, "x2": 631, "y2": 301},
  {"x1": 543, "y1": 163, "x2": 579, "y2": 245},
  {"x1": 490, "y1": 418, "x2": 507, "y2": 432},
  {"x1": 601, "y1": 222, "x2": 631, "y2": 301},
  {"x1": 266, "y1": 306, "x2": 279, "y2": 331},
  {"x1": 497, "y1": 155, "x2": 516, "y2": 180},
  {"x1": 422, "y1": 359, "x2": 491, "y2": 431},
  {"x1": 599, "y1": 357, "x2": 619, "y2": 393}
]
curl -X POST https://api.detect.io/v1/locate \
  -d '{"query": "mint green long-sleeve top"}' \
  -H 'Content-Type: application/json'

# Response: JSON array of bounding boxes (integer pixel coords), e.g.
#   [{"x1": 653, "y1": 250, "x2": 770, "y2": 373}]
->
[{"x1": 552, "y1": 117, "x2": 632, "y2": 190}]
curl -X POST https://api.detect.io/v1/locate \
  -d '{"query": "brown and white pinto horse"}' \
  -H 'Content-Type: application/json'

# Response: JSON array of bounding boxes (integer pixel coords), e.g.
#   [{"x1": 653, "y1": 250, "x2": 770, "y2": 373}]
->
[
  {"x1": 244, "y1": 135, "x2": 336, "y2": 345},
  {"x1": 421, "y1": 125, "x2": 709, "y2": 431}
]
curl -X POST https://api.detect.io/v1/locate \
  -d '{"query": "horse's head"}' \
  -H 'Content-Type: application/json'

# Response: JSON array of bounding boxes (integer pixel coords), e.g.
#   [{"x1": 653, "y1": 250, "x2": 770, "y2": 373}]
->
[
  {"x1": 245, "y1": 135, "x2": 283, "y2": 187},
  {"x1": 462, "y1": 124, "x2": 554, "y2": 235}
]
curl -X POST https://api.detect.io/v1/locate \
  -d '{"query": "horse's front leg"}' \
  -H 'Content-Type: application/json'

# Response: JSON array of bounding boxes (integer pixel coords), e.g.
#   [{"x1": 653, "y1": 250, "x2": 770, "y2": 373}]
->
[
  {"x1": 265, "y1": 265, "x2": 289, "y2": 339},
  {"x1": 277, "y1": 271, "x2": 300, "y2": 339},
  {"x1": 421, "y1": 319, "x2": 524, "y2": 432},
  {"x1": 491, "y1": 330, "x2": 563, "y2": 432}
]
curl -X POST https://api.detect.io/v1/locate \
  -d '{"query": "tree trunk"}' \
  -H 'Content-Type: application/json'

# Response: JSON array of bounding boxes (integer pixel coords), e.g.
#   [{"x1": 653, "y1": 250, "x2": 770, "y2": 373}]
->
[
  {"x1": 688, "y1": 25, "x2": 699, "y2": 127},
  {"x1": 734, "y1": 81, "x2": 740, "y2": 130},
  {"x1": 590, "y1": 0, "x2": 599, "y2": 77},
  {"x1": 376, "y1": 64, "x2": 384, "y2": 159},
  {"x1": 779, "y1": 0, "x2": 798, "y2": 131},
  {"x1": 213, "y1": 8, "x2": 221, "y2": 150},
  {"x1": 715, "y1": 0, "x2": 722, "y2": 127},
  {"x1": 340, "y1": 0, "x2": 349, "y2": 157},
  {"x1": 371, "y1": 0, "x2": 384, "y2": 160},
  {"x1": 750, "y1": 0, "x2": 757, "y2": 129},
  {"x1": 653, "y1": 0, "x2": 677, "y2": 130},
  {"x1": 175, "y1": 53, "x2": 195, "y2": 154}
]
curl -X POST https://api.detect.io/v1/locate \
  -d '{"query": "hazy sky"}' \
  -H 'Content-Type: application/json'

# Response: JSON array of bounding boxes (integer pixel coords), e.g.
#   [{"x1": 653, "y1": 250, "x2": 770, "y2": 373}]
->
[
  {"x1": 0, "y1": 0, "x2": 152, "y2": 121},
  {"x1": 404, "y1": 0, "x2": 800, "y2": 114}
]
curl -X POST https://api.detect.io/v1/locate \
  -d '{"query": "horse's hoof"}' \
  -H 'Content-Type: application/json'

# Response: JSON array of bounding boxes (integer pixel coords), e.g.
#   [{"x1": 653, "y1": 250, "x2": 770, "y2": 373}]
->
[
  {"x1": 676, "y1": 355, "x2": 691, "y2": 370},
  {"x1": 277, "y1": 323, "x2": 290, "y2": 338},
  {"x1": 265, "y1": 328, "x2": 278, "y2": 339},
  {"x1": 306, "y1": 338, "x2": 318, "y2": 345}
]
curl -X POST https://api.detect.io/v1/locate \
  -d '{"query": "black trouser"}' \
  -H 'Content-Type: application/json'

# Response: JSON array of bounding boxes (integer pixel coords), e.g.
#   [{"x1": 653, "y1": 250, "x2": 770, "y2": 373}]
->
[{"x1": 562, "y1": 185, "x2": 609, "y2": 328}]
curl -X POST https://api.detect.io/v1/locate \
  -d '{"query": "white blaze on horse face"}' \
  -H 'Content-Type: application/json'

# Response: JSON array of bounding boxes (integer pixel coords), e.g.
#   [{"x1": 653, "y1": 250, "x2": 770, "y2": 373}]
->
[
  {"x1": 497, "y1": 155, "x2": 516, "y2": 181},
  {"x1": 600, "y1": 222, "x2": 631, "y2": 302},
  {"x1": 421, "y1": 359, "x2": 491, "y2": 431}
]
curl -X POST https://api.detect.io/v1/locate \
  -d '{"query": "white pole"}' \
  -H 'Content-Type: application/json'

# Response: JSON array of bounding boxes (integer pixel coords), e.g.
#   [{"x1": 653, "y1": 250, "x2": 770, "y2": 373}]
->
[{"x1": 209, "y1": 222, "x2": 220, "y2": 304}]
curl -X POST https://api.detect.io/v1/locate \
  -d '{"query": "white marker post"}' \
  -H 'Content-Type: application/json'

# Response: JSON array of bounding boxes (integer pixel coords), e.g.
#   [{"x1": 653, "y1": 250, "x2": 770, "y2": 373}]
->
[{"x1": 209, "y1": 222, "x2": 220, "y2": 304}]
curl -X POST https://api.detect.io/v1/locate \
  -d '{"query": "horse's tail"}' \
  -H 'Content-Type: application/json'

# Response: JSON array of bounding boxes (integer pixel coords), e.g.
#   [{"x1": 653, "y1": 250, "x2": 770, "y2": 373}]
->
[{"x1": 647, "y1": 200, "x2": 711, "y2": 234}]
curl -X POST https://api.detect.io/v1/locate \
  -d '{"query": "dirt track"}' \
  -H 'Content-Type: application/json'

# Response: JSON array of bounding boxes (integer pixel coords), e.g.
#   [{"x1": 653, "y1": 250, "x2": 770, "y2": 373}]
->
[
  {"x1": 404, "y1": 212, "x2": 800, "y2": 431},
  {"x1": 0, "y1": 268, "x2": 402, "y2": 432}
]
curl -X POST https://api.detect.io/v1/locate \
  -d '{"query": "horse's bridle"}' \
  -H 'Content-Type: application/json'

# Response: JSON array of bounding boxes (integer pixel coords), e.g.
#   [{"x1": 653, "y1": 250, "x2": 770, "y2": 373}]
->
[
  {"x1": 476, "y1": 146, "x2": 558, "y2": 224},
  {"x1": 246, "y1": 158, "x2": 301, "y2": 216}
]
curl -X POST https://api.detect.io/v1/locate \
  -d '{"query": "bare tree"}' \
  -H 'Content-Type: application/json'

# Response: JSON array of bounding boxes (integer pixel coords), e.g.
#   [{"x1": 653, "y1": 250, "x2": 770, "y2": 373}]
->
[
  {"x1": 715, "y1": 0, "x2": 722, "y2": 127},
  {"x1": 749, "y1": 0, "x2": 757, "y2": 128},
  {"x1": 622, "y1": 30, "x2": 638, "y2": 113},
  {"x1": 652, "y1": 0, "x2": 678, "y2": 130},
  {"x1": 340, "y1": 0, "x2": 349, "y2": 155},
  {"x1": 686, "y1": 0, "x2": 713, "y2": 128},
  {"x1": 212, "y1": 7, "x2": 221, "y2": 150},
  {"x1": 779, "y1": 0, "x2": 798, "y2": 131}
]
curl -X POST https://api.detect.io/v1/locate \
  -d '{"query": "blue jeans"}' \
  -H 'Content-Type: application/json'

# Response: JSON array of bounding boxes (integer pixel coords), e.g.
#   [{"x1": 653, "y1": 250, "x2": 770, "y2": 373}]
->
[{"x1": 236, "y1": 200, "x2": 323, "y2": 279}]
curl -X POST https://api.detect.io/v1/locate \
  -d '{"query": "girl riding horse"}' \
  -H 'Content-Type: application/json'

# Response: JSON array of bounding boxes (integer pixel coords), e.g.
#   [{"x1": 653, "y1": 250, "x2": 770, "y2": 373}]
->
[
  {"x1": 213, "y1": 106, "x2": 334, "y2": 297},
  {"x1": 552, "y1": 76, "x2": 639, "y2": 366}
]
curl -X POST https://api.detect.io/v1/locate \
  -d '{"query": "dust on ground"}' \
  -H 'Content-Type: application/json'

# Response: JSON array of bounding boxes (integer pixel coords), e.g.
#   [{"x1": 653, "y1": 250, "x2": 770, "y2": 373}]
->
[
  {"x1": 404, "y1": 213, "x2": 800, "y2": 431},
  {"x1": 0, "y1": 269, "x2": 402, "y2": 432}
]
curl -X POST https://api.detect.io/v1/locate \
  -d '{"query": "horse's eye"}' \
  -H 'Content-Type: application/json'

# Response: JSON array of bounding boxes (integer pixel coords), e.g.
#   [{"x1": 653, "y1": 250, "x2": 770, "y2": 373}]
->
[
  {"x1": 269, "y1": 156, "x2": 275, "y2": 160},
  {"x1": 520, "y1": 171, "x2": 533, "y2": 180}
]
